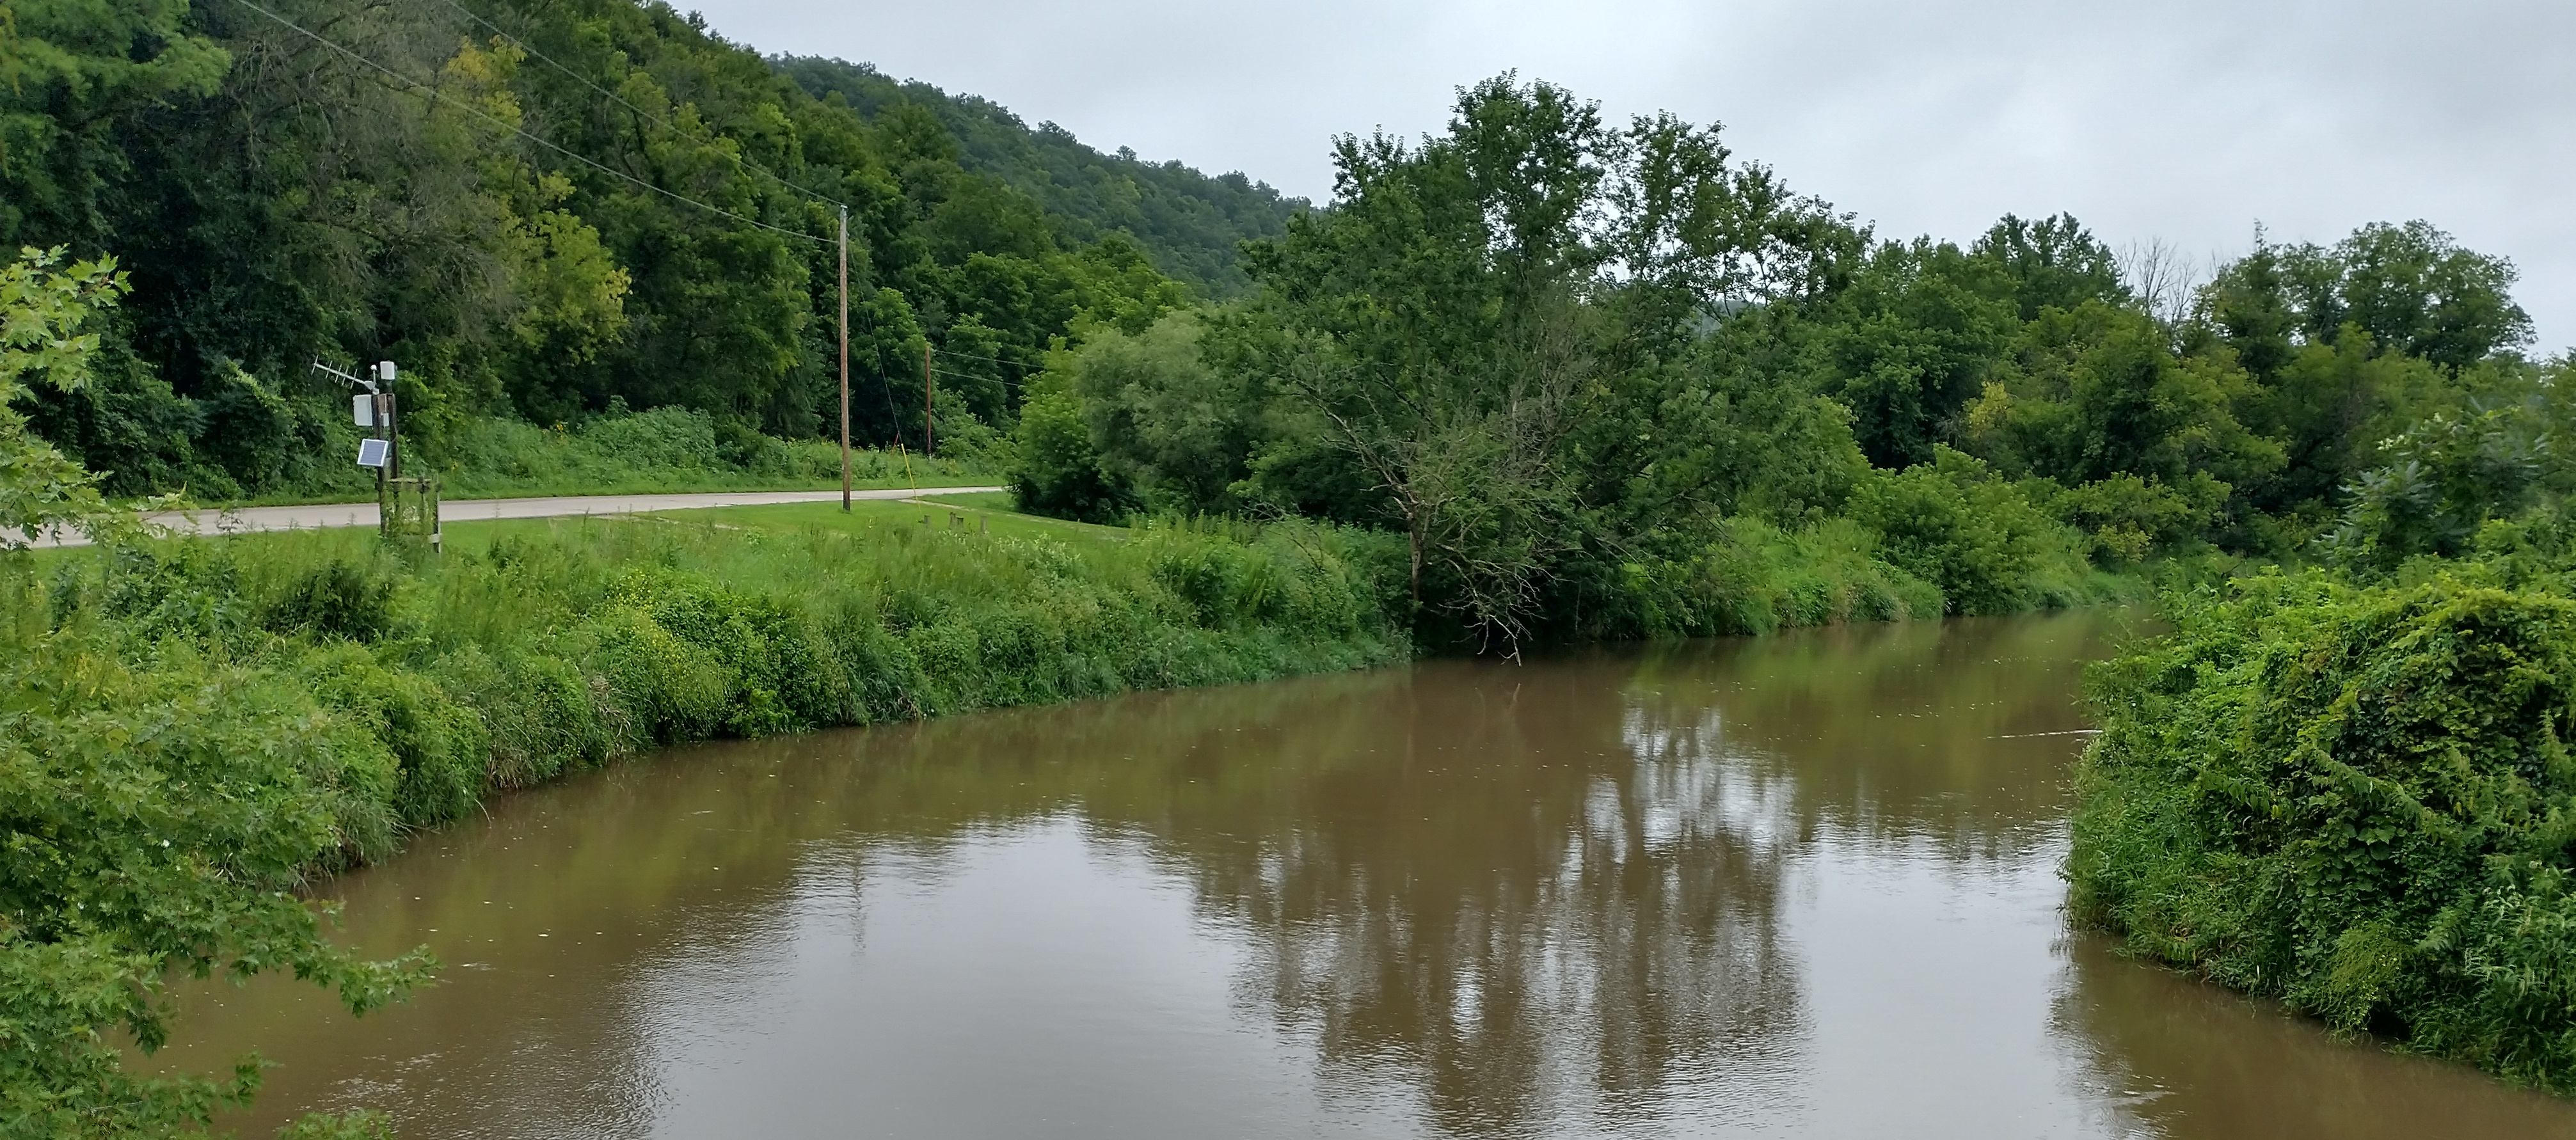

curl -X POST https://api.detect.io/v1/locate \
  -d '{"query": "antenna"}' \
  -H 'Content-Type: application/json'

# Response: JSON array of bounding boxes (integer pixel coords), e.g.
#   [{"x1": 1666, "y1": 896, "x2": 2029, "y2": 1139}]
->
[{"x1": 313, "y1": 360, "x2": 377, "y2": 392}]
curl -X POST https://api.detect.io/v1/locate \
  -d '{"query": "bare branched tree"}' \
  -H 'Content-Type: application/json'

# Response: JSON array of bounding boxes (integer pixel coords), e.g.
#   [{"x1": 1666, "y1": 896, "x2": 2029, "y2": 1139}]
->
[{"x1": 2119, "y1": 237, "x2": 2208, "y2": 332}]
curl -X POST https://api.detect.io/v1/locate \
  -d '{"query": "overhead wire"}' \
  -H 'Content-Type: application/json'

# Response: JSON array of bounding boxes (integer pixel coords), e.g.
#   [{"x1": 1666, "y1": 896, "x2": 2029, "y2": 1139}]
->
[
  {"x1": 420, "y1": 0, "x2": 848, "y2": 210},
  {"x1": 930, "y1": 346, "x2": 1036, "y2": 370},
  {"x1": 930, "y1": 365, "x2": 1024, "y2": 389},
  {"x1": 229, "y1": 0, "x2": 829, "y2": 246}
]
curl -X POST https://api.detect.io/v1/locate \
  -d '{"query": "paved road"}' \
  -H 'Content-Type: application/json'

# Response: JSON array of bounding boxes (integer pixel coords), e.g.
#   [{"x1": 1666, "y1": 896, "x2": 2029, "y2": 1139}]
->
[{"x1": 38, "y1": 487, "x2": 1008, "y2": 547}]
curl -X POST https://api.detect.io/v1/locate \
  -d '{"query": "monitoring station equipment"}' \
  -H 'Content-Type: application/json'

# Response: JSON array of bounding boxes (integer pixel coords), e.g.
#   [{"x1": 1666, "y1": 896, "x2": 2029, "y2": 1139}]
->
[{"x1": 314, "y1": 358, "x2": 440, "y2": 548}]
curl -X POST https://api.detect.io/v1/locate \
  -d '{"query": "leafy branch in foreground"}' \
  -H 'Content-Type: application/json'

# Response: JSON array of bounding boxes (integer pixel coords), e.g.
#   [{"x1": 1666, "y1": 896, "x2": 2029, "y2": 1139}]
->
[
  {"x1": 0, "y1": 246, "x2": 122, "y2": 546},
  {"x1": 1, "y1": 246, "x2": 427, "y2": 1140}
]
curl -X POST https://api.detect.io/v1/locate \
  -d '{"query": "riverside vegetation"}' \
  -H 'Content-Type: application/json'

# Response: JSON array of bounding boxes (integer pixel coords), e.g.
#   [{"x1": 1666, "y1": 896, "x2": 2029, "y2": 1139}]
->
[
  {"x1": 1, "y1": 249, "x2": 1404, "y2": 1139},
  {"x1": 7, "y1": 0, "x2": 2576, "y2": 1134},
  {"x1": 2067, "y1": 380, "x2": 2576, "y2": 1096}
]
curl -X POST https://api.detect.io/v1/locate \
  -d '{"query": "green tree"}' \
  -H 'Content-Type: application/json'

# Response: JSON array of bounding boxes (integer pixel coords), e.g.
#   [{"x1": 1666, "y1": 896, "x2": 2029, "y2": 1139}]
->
[
  {"x1": 1962, "y1": 299, "x2": 2279, "y2": 495},
  {"x1": 1070, "y1": 312, "x2": 1260, "y2": 512},
  {"x1": 1970, "y1": 213, "x2": 2127, "y2": 321},
  {"x1": 2200, "y1": 221, "x2": 2531, "y2": 376},
  {"x1": 1008, "y1": 374, "x2": 1134, "y2": 522},
  {"x1": 0, "y1": 0, "x2": 228, "y2": 246},
  {"x1": 0, "y1": 247, "x2": 122, "y2": 541},
  {"x1": 2336, "y1": 221, "x2": 2532, "y2": 371},
  {"x1": 1243, "y1": 75, "x2": 1851, "y2": 651},
  {"x1": 1805, "y1": 239, "x2": 2015, "y2": 468}
]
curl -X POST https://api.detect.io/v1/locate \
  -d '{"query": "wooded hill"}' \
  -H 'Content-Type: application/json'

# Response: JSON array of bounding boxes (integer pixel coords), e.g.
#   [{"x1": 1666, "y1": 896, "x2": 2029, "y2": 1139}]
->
[
  {"x1": 774, "y1": 56, "x2": 1299, "y2": 297},
  {"x1": 2, "y1": 0, "x2": 1290, "y2": 499}
]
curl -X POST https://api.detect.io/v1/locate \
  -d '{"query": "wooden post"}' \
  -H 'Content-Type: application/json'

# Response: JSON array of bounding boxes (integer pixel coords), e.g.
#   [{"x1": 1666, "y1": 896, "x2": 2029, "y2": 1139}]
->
[
  {"x1": 383, "y1": 388, "x2": 401, "y2": 541},
  {"x1": 839, "y1": 205, "x2": 851, "y2": 512},
  {"x1": 922, "y1": 340, "x2": 934, "y2": 458},
  {"x1": 373, "y1": 390, "x2": 388, "y2": 518}
]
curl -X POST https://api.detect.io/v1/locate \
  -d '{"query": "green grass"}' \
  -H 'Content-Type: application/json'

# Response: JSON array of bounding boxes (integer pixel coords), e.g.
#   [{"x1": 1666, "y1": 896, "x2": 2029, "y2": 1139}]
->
[
  {"x1": 910, "y1": 489, "x2": 1015, "y2": 511},
  {"x1": 669, "y1": 495, "x2": 1122, "y2": 546},
  {"x1": 53, "y1": 507, "x2": 1410, "y2": 814}
]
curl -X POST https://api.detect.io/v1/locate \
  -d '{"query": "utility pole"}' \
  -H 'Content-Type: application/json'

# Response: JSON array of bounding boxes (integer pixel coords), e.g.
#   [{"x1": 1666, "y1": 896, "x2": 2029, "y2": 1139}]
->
[
  {"x1": 922, "y1": 340, "x2": 935, "y2": 457},
  {"x1": 839, "y1": 205, "x2": 851, "y2": 512}
]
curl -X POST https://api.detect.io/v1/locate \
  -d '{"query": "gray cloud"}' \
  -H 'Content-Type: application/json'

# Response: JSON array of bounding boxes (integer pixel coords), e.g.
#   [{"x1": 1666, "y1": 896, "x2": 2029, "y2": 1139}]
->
[{"x1": 690, "y1": 0, "x2": 2575, "y2": 349}]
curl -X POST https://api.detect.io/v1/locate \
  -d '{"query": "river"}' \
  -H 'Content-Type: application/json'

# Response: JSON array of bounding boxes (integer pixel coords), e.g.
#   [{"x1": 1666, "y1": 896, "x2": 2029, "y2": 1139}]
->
[{"x1": 159, "y1": 613, "x2": 2576, "y2": 1138}]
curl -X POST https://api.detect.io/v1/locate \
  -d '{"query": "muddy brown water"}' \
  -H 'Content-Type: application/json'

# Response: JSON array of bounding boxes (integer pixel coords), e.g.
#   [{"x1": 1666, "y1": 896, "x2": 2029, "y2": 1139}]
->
[{"x1": 159, "y1": 614, "x2": 2576, "y2": 1138}]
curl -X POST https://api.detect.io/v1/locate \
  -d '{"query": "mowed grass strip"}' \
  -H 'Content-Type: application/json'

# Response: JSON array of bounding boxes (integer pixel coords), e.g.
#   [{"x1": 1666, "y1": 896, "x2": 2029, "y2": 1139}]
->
[{"x1": 666, "y1": 495, "x2": 1121, "y2": 546}]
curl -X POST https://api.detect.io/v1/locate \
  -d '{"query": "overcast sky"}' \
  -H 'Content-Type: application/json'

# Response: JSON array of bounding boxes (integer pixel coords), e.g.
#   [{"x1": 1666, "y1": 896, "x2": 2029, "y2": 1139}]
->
[{"x1": 685, "y1": 0, "x2": 2573, "y2": 351}]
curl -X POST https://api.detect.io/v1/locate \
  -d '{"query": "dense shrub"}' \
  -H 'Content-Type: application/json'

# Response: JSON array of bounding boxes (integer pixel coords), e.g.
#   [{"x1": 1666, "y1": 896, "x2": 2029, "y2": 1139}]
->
[
  {"x1": 262, "y1": 558, "x2": 397, "y2": 644},
  {"x1": 2070, "y1": 571, "x2": 2576, "y2": 1091},
  {"x1": 1593, "y1": 517, "x2": 1946, "y2": 638},
  {"x1": 1009, "y1": 387, "x2": 1138, "y2": 522},
  {"x1": 0, "y1": 579, "x2": 429, "y2": 1139},
  {"x1": 1848, "y1": 447, "x2": 2103, "y2": 614}
]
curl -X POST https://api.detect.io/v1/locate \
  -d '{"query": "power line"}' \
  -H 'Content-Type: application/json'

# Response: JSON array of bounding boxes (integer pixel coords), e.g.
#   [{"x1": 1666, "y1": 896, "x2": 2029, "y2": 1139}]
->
[
  {"x1": 930, "y1": 365, "x2": 1024, "y2": 389},
  {"x1": 931, "y1": 346, "x2": 1036, "y2": 370},
  {"x1": 230, "y1": 0, "x2": 828, "y2": 246},
  {"x1": 420, "y1": 0, "x2": 847, "y2": 211}
]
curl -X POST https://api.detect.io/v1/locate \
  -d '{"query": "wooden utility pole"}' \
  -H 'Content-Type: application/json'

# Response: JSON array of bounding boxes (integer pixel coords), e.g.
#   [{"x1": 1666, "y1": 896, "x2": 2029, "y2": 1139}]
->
[
  {"x1": 838, "y1": 205, "x2": 851, "y2": 511},
  {"x1": 922, "y1": 340, "x2": 935, "y2": 457}
]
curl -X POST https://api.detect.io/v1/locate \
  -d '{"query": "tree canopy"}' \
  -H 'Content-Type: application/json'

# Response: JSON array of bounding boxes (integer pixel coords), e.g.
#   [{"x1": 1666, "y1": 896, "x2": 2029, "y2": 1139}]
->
[{"x1": 0, "y1": 0, "x2": 1270, "y2": 498}]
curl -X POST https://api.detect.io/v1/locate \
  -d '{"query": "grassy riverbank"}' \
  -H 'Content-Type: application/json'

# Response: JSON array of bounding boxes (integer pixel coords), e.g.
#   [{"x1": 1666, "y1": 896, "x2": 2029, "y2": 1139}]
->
[{"x1": 58, "y1": 509, "x2": 1412, "y2": 830}]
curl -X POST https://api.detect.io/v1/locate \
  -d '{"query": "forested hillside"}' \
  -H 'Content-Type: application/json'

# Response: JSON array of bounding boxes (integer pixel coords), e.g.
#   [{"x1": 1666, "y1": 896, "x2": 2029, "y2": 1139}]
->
[
  {"x1": 0, "y1": 0, "x2": 1275, "y2": 500},
  {"x1": 775, "y1": 56, "x2": 1300, "y2": 297}
]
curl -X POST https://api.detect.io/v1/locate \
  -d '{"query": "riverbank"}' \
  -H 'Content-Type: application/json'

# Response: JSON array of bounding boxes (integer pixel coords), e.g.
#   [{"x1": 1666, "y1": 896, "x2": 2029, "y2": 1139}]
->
[
  {"x1": 2068, "y1": 564, "x2": 2576, "y2": 1096},
  {"x1": 66, "y1": 508, "x2": 1414, "y2": 839}
]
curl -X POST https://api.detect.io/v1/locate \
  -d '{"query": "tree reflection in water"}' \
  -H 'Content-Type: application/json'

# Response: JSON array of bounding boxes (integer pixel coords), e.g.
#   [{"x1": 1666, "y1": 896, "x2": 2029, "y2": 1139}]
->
[{"x1": 1163, "y1": 662, "x2": 1809, "y2": 1136}]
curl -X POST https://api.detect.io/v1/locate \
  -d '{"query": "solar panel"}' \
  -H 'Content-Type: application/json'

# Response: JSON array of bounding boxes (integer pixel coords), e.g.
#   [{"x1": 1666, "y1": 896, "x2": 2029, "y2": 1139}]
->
[{"x1": 357, "y1": 438, "x2": 390, "y2": 468}]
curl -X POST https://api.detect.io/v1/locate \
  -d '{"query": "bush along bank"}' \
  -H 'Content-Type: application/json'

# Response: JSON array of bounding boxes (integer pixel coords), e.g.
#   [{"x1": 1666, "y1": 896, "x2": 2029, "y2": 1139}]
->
[
  {"x1": 4, "y1": 514, "x2": 1404, "y2": 1137},
  {"x1": 2067, "y1": 565, "x2": 2576, "y2": 1093}
]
